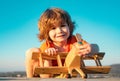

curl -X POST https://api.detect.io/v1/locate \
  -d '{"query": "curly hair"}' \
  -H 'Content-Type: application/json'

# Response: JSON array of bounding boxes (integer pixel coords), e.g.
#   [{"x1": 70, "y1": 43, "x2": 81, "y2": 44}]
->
[{"x1": 38, "y1": 7, "x2": 75, "y2": 41}]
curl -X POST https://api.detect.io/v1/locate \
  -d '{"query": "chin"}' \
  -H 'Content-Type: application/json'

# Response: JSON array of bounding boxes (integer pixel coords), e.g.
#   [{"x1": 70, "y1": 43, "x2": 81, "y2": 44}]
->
[{"x1": 57, "y1": 38, "x2": 67, "y2": 42}]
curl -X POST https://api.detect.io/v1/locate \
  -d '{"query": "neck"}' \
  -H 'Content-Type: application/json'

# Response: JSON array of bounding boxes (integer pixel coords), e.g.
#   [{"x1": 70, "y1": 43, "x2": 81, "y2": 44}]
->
[
  {"x1": 53, "y1": 40, "x2": 67, "y2": 47},
  {"x1": 53, "y1": 41, "x2": 68, "y2": 52}
]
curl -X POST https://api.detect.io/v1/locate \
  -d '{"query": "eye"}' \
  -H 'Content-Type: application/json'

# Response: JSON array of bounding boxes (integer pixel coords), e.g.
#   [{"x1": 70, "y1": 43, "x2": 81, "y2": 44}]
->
[
  {"x1": 51, "y1": 27, "x2": 56, "y2": 30},
  {"x1": 61, "y1": 24, "x2": 66, "y2": 27}
]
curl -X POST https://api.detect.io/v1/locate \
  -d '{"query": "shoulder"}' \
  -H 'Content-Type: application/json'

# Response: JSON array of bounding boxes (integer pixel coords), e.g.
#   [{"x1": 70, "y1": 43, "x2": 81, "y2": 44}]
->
[
  {"x1": 40, "y1": 41, "x2": 49, "y2": 52},
  {"x1": 40, "y1": 41, "x2": 54, "y2": 52},
  {"x1": 40, "y1": 41, "x2": 47, "y2": 52}
]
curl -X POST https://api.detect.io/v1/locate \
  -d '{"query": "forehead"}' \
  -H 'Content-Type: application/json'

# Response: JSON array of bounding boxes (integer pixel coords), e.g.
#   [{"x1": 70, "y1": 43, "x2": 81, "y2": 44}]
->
[{"x1": 48, "y1": 17, "x2": 67, "y2": 27}]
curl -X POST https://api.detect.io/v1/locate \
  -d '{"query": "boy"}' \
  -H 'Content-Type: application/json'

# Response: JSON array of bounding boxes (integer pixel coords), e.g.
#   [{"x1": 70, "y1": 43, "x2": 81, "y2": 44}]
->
[{"x1": 25, "y1": 7, "x2": 91, "y2": 78}]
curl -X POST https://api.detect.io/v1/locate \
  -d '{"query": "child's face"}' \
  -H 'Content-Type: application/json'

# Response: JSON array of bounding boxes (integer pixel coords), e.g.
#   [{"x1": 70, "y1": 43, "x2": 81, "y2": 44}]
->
[{"x1": 49, "y1": 23, "x2": 70, "y2": 43}]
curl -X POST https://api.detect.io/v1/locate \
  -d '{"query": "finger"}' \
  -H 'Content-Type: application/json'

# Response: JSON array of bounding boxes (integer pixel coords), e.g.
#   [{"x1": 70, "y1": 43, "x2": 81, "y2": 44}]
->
[
  {"x1": 50, "y1": 48, "x2": 55, "y2": 56},
  {"x1": 53, "y1": 48, "x2": 57, "y2": 55},
  {"x1": 78, "y1": 48, "x2": 89, "y2": 55},
  {"x1": 80, "y1": 44, "x2": 91, "y2": 54},
  {"x1": 47, "y1": 49, "x2": 51, "y2": 55},
  {"x1": 45, "y1": 50, "x2": 47, "y2": 53},
  {"x1": 49, "y1": 48, "x2": 57, "y2": 56},
  {"x1": 88, "y1": 45, "x2": 91, "y2": 53}
]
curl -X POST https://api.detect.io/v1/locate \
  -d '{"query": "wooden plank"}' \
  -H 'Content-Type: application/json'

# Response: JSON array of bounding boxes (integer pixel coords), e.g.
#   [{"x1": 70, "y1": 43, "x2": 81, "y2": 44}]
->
[
  {"x1": 39, "y1": 53, "x2": 43, "y2": 67},
  {"x1": 34, "y1": 67, "x2": 68, "y2": 74},
  {"x1": 32, "y1": 52, "x2": 40, "y2": 60},
  {"x1": 32, "y1": 52, "x2": 67, "y2": 60},
  {"x1": 32, "y1": 52, "x2": 105, "y2": 60},
  {"x1": 72, "y1": 66, "x2": 111, "y2": 74},
  {"x1": 57, "y1": 55, "x2": 62, "y2": 67},
  {"x1": 34, "y1": 66, "x2": 111, "y2": 75},
  {"x1": 83, "y1": 52, "x2": 105, "y2": 60},
  {"x1": 82, "y1": 66, "x2": 111, "y2": 74}
]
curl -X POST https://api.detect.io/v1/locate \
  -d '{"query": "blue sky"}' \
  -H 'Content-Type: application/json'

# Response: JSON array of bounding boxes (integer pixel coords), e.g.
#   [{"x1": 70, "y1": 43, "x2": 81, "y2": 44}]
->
[{"x1": 0, "y1": 0, "x2": 120, "y2": 72}]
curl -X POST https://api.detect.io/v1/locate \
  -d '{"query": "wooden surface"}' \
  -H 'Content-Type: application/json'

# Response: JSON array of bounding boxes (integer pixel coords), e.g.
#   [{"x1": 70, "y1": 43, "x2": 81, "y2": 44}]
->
[{"x1": 34, "y1": 67, "x2": 68, "y2": 74}]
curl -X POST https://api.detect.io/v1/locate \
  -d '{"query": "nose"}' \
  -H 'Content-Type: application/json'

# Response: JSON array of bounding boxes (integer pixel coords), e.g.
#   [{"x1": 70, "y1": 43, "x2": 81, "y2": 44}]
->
[{"x1": 56, "y1": 27, "x2": 62, "y2": 33}]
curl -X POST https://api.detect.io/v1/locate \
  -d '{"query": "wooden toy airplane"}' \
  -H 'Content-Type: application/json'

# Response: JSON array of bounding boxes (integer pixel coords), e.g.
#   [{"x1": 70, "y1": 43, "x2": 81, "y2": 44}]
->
[{"x1": 32, "y1": 33, "x2": 111, "y2": 78}]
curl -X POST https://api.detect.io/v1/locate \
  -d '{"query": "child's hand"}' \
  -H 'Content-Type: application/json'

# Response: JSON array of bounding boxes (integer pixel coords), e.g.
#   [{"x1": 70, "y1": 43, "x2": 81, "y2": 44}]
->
[
  {"x1": 45, "y1": 48, "x2": 58, "y2": 56},
  {"x1": 73, "y1": 42, "x2": 91, "y2": 56}
]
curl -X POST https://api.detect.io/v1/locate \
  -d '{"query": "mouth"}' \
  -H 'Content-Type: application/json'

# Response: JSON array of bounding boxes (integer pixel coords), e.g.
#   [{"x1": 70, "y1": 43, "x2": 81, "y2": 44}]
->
[{"x1": 56, "y1": 34, "x2": 65, "y2": 38}]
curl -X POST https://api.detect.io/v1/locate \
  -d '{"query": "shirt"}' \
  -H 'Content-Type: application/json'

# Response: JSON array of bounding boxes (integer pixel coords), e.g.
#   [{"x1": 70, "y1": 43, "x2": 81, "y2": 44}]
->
[{"x1": 39, "y1": 35, "x2": 86, "y2": 66}]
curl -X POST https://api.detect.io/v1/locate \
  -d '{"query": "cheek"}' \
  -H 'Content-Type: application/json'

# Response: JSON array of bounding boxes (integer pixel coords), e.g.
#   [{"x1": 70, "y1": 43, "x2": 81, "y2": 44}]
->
[
  {"x1": 49, "y1": 30, "x2": 55, "y2": 39},
  {"x1": 63, "y1": 27, "x2": 69, "y2": 32},
  {"x1": 65, "y1": 27, "x2": 70, "y2": 36},
  {"x1": 67, "y1": 28, "x2": 70, "y2": 34}
]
